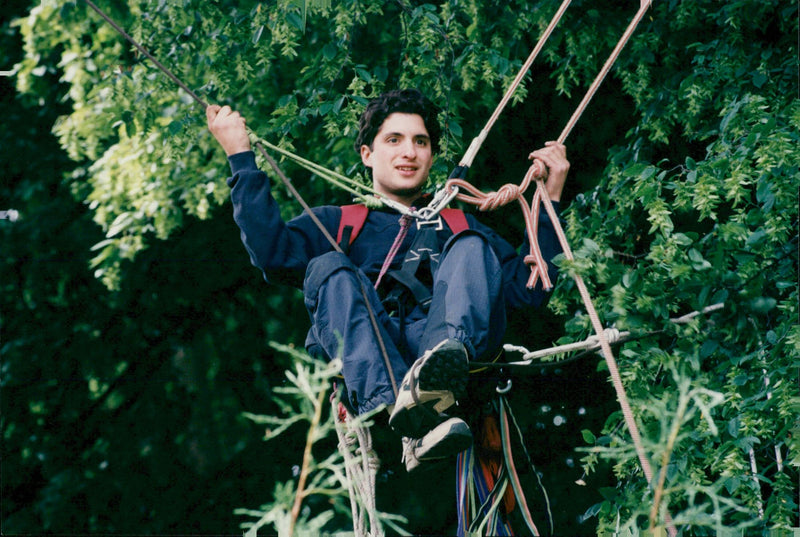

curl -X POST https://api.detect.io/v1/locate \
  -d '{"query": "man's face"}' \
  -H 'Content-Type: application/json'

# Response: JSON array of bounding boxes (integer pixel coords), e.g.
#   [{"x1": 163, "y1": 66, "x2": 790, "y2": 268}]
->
[{"x1": 360, "y1": 112, "x2": 433, "y2": 206}]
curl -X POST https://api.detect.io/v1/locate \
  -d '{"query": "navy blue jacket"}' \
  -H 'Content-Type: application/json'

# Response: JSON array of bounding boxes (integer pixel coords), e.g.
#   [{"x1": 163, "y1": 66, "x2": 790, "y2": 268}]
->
[{"x1": 227, "y1": 151, "x2": 561, "y2": 311}]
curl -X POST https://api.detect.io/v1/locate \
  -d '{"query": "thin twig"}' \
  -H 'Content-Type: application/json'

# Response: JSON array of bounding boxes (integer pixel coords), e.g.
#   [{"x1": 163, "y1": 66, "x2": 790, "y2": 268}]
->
[
  {"x1": 289, "y1": 388, "x2": 327, "y2": 536},
  {"x1": 649, "y1": 390, "x2": 688, "y2": 531}
]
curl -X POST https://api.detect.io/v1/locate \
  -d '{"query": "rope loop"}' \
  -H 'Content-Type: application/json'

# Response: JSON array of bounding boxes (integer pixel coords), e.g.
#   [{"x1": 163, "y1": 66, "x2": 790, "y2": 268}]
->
[
  {"x1": 445, "y1": 158, "x2": 553, "y2": 291},
  {"x1": 587, "y1": 328, "x2": 621, "y2": 347},
  {"x1": 525, "y1": 159, "x2": 548, "y2": 182}
]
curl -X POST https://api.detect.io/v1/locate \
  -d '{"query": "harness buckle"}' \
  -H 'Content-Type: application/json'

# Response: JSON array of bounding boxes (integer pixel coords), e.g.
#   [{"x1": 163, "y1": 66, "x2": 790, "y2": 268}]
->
[{"x1": 416, "y1": 215, "x2": 444, "y2": 231}]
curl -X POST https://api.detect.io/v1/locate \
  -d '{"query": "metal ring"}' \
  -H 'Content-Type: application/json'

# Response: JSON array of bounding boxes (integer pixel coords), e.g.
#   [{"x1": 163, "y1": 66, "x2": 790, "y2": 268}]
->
[{"x1": 496, "y1": 379, "x2": 512, "y2": 394}]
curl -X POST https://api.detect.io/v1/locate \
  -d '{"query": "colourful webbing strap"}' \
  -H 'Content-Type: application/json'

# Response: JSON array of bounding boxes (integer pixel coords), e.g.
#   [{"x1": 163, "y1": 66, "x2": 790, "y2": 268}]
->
[
  {"x1": 499, "y1": 395, "x2": 540, "y2": 535},
  {"x1": 456, "y1": 447, "x2": 515, "y2": 536},
  {"x1": 456, "y1": 448, "x2": 471, "y2": 535}
]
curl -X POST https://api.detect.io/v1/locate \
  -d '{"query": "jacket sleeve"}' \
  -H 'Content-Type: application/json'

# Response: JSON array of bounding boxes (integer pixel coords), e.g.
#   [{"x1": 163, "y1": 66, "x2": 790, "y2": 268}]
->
[
  {"x1": 226, "y1": 151, "x2": 338, "y2": 287},
  {"x1": 469, "y1": 202, "x2": 563, "y2": 311}
]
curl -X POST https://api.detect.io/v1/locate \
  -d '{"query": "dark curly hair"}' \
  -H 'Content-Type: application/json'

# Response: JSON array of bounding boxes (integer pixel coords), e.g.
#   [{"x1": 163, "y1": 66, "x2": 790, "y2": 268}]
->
[{"x1": 354, "y1": 89, "x2": 441, "y2": 154}]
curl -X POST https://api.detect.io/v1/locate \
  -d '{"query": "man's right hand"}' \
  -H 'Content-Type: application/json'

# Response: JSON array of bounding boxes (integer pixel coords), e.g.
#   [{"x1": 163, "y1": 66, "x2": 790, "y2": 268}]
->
[{"x1": 206, "y1": 104, "x2": 251, "y2": 156}]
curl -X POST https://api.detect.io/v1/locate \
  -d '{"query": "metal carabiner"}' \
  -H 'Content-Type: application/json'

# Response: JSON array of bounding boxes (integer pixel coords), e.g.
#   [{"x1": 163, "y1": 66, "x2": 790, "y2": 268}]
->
[{"x1": 496, "y1": 378, "x2": 512, "y2": 394}]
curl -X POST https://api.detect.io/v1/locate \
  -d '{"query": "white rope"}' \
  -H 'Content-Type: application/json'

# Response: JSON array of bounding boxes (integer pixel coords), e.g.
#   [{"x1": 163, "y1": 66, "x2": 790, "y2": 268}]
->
[
  {"x1": 334, "y1": 406, "x2": 383, "y2": 537},
  {"x1": 504, "y1": 328, "x2": 629, "y2": 364},
  {"x1": 503, "y1": 303, "x2": 725, "y2": 365}
]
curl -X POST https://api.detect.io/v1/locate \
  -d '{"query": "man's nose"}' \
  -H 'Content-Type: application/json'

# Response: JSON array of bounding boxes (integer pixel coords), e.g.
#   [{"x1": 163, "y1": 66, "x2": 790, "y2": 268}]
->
[{"x1": 401, "y1": 140, "x2": 417, "y2": 158}]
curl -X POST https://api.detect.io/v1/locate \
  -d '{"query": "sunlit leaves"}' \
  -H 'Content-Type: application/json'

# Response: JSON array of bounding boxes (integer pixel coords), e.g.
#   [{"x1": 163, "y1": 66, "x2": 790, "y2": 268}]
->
[{"x1": 567, "y1": 91, "x2": 799, "y2": 534}]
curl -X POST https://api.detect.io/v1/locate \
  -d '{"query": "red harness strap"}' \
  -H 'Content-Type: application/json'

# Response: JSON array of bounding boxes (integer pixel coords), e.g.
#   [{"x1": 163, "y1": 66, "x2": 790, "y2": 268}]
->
[
  {"x1": 337, "y1": 203, "x2": 370, "y2": 247},
  {"x1": 337, "y1": 204, "x2": 469, "y2": 249}
]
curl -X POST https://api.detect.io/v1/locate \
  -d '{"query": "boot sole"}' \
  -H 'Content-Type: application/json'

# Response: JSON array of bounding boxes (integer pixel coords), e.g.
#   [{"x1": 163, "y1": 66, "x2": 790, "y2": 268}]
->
[
  {"x1": 406, "y1": 419, "x2": 473, "y2": 473},
  {"x1": 389, "y1": 340, "x2": 468, "y2": 437}
]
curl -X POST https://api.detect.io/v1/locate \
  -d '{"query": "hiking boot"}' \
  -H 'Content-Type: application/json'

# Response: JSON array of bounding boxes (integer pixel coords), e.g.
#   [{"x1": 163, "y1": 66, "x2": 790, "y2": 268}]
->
[
  {"x1": 389, "y1": 338, "x2": 469, "y2": 438},
  {"x1": 402, "y1": 416, "x2": 473, "y2": 473}
]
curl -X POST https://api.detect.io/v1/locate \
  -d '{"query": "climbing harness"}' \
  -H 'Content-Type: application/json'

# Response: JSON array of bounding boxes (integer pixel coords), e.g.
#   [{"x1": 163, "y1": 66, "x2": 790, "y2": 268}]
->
[
  {"x1": 338, "y1": 204, "x2": 469, "y2": 252},
  {"x1": 337, "y1": 202, "x2": 470, "y2": 306},
  {"x1": 337, "y1": 202, "x2": 472, "y2": 369}
]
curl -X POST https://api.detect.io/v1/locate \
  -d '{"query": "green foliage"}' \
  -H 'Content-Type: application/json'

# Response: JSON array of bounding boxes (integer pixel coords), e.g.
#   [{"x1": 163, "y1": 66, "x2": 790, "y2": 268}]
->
[
  {"x1": 553, "y1": 54, "x2": 799, "y2": 537},
  {"x1": 3, "y1": 4, "x2": 312, "y2": 529},
  {"x1": 9, "y1": 0, "x2": 799, "y2": 534}
]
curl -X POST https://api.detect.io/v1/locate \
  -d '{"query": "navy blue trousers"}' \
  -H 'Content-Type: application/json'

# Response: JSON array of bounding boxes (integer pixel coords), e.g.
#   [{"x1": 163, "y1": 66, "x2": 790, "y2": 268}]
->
[{"x1": 303, "y1": 231, "x2": 506, "y2": 414}]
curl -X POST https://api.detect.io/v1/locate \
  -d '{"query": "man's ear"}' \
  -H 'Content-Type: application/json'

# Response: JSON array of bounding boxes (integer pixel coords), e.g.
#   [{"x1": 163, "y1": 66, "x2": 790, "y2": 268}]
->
[{"x1": 360, "y1": 144, "x2": 373, "y2": 168}]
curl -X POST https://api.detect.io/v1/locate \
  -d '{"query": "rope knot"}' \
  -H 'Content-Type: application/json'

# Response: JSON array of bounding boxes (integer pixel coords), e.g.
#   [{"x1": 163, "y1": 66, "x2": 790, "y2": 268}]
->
[
  {"x1": 586, "y1": 328, "x2": 622, "y2": 348},
  {"x1": 479, "y1": 183, "x2": 522, "y2": 211}
]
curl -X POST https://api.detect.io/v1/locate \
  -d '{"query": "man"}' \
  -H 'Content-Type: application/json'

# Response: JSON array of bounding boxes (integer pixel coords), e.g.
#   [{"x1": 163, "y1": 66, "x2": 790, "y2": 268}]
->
[{"x1": 207, "y1": 89, "x2": 568, "y2": 471}]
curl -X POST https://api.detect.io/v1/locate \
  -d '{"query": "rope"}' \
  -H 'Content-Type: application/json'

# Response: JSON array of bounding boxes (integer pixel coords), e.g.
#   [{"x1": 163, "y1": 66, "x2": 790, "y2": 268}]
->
[
  {"x1": 0, "y1": 209, "x2": 20, "y2": 222},
  {"x1": 87, "y1": 1, "x2": 677, "y2": 532},
  {"x1": 557, "y1": 0, "x2": 653, "y2": 144},
  {"x1": 497, "y1": 303, "x2": 725, "y2": 366},
  {"x1": 83, "y1": 0, "x2": 207, "y2": 107},
  {"x1": 459, "y1": 0, "x2": 573, "y2": 168},
  {"x1": 81, "y1": 0, "x2": 401, "y2": 400},
  {"x1": 501, "y1": 392, "x2": 554, "y2": 534},
  {"x1": 251, "y1": 135, "x2": 384, "y2": 206},
  {"x1": 533, "y1": 172, "x2": 678, "y2": 533},
  {"x1": 332, "y1": 399, "x2": 383, "y2": 537},
  {"x1": 446, "y1": 161, "x2": 553, "y2": 290},
  {"x1": 84, "y1": 0, "x2": 433, "y2": 221},
  {"x1": 499, "y1": 395, "x2": 540, "y2": 536},
  {"x1": 503, "y1": 327, "x2": 628, "y2": 363}
]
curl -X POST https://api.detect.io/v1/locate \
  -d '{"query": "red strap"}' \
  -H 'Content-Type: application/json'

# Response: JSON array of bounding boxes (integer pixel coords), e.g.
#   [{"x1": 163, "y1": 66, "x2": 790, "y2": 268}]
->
[
  {"x1": 440, "y1": 208, "x2": 469, "y2": 234},
  {"x1": 336, "y1": 204, "x2": 369, "y2": 245}
]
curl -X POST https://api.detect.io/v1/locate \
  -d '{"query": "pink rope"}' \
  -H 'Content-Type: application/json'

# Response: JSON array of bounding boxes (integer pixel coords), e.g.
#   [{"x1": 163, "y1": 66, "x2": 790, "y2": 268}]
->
[
  {"x1": 374, "y1": 214, "x2": 412, "y2": 289},
  {"x1": 446, "y1": 160, "x2": 552, "y2": 290},
  {"x1": 558, "y1": 0, "x2": 652, "y2": 144},
  {"x1": 451, "y1": 1, "x2": 678, "y2": 533},
  {"x1": 459, "y1": 0, "x2": 573, "y2": 168}
]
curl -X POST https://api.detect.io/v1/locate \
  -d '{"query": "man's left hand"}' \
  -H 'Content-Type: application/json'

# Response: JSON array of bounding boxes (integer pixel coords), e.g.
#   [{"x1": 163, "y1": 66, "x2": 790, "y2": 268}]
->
[{"x1": 529, "y1": 141, "x2": 569, "y2": 201}]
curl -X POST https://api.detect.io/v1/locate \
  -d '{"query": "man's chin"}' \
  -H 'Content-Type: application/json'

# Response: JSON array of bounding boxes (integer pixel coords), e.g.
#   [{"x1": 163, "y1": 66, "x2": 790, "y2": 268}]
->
[
  {"x1": 395, "y1": 186, "x2": 423, "y2": 197},
  {"x1": 391, "y1": 187, "x2": 425, "y2": 203}
]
